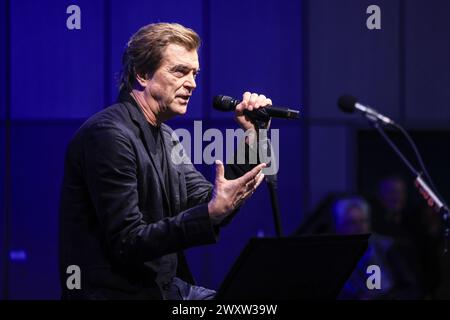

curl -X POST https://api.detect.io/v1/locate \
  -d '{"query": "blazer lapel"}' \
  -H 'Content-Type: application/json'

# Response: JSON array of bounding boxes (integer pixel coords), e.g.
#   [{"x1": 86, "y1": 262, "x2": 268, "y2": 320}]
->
[{"x1": 123, "y1": 100, "x2": 171, "y2": 213}]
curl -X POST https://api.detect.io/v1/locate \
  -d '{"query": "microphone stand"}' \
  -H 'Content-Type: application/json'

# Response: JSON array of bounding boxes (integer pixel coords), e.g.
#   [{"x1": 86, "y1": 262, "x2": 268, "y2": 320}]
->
[
  {"x1": 253, "y1": 119, "x2": 283, "y2": 237},
  {"x1": 367, "y1": 116, "x2": 450, "y2": 253},
  {"x1": 262, "y1": 138, "x2": 283, "y2": 237}
]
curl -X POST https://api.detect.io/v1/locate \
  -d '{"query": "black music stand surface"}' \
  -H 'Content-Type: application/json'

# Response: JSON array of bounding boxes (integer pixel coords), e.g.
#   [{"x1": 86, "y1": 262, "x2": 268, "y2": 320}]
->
[{"x1": 216, "y1": 234, "x2": 369, "y2": 300}]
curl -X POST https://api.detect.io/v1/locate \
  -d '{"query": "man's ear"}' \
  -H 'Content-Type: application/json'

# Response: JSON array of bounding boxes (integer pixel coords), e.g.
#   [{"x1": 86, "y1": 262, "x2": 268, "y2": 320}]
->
[{"x1": 135, "y1": 72, "x2": 148, "y2": 87}]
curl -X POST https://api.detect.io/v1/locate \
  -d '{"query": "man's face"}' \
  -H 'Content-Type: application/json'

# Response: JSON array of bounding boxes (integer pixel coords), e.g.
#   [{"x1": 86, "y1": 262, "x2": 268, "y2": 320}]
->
[
  {"x1": 144, "y1": 44, "x2": 199, "y2": 120},
  {"x1": 379, "y1": 178, "x2": 406, "y2": 212},
  {"x1": 336, "y1": 207, "x2": 371, "y2": 235}
]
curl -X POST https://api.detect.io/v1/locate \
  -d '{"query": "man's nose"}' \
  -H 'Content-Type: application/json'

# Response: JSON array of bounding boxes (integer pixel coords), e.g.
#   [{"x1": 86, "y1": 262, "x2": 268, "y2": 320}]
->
[{"x1": 184, "y1": 74, "x2": 197, "y2": 90}]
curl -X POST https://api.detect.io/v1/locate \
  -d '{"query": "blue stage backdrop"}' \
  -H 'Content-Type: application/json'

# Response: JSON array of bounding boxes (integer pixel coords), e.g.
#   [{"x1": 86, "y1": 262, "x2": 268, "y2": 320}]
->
[{"x1": 2, "y1": 0, "x2": 450, "y2": 299}]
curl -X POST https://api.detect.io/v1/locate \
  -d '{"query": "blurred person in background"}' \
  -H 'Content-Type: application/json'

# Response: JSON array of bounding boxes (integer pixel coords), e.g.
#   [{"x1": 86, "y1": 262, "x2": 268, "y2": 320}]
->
[
  {"x1": 332, "y1": 196, "x2": 419, "y2": 299},
  {"x1": 370, "y1": 175, "x2": 410, "y2": 237}
]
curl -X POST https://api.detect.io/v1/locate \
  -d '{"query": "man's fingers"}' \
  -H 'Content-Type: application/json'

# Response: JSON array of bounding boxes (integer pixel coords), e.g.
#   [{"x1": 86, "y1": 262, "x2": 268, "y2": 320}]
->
[
  {"x1": 240, "y1": 186, "x2": 254, "y2": 204},
  {"x1": 242, "y1": 91, "x2": 251, "y2": 102},
  {"x1": 241, "y1": 173, "x2": 265, "y2": 201},
  {"x1": 240, "y1": 190, "x2": 252, "y2": 203},
  {"x1": 236, "y1": 92, "x2": 253, "y2": 113},
  {"x1": 248, "y1": 93, "x2": 258, "y2": 111},
  {"x1": 235, "y1": 100, "x2": 247, "y2": 113},
  {"x1": 215, "y1": 159, "x2": 225, "y2": 181},
  {"x1": 240, "y1": 163, "x2": 266, "y2": 184},
  {"x1": 254, "y1": 94, "x2": 266, "y2": 109},
  {"x1": 240, "y1": 92, "x2": 272, "y2": 111},
  {"x1": 244, "y1": 177, "x2": 258, "y2": 190},
  {"x1": 254, "y1": 172, "x2": 265, "y2": 189},
  {"x1": 244, "y1": 172, "x2": 265, "y2": 194},
  {"x1": 244, "y1": 170, "x2": 263, "y2": 189}
]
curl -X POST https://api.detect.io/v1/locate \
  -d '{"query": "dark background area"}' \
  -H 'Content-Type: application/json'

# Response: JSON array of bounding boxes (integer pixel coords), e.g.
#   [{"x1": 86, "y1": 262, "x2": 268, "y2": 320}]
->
[
  {"x1": 1, "y1": 0, "x2": 450, "y2": 299},
  {"x1": 357, "y1": 130, "x2": 450, "y2": 209}
]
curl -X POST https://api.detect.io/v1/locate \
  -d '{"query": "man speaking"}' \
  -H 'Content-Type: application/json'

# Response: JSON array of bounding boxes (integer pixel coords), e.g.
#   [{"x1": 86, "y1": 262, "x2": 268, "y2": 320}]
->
[{"x1": 59, "y1": 22, "x2": 271, "y2": 300}]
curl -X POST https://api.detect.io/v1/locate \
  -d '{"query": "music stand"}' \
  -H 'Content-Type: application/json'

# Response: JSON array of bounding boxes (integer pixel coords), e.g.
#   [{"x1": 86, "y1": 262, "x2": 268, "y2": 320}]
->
[{"x1": 216, "y1": 234, "x2": 369, "y2": 299}]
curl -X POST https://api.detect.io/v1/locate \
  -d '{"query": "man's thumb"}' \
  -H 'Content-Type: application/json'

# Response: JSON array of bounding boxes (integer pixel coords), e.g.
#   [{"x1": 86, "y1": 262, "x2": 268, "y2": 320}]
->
[{"x1": 215, "y1": 159, "x2": 225, "y2": 180}]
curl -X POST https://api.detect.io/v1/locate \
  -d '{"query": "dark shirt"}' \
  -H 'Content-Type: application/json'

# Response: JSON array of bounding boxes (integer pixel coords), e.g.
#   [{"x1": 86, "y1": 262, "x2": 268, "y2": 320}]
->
[{"x1": 149, "y1": 123, "x2": 171, "y2": 207}]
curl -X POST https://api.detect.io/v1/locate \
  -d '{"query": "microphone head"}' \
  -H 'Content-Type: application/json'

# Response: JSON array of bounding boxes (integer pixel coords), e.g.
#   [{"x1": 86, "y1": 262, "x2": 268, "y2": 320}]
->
[
  {"x1": 213, "y1": 95, "x2": 237, "y2": 111},
  {"x1": 338, "y1": 95, "x2": 358, "y2": 113}
]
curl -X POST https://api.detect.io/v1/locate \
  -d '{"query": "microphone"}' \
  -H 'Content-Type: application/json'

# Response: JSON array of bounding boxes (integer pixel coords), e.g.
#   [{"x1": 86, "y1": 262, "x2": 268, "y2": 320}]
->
[
  {"x1": 337, "y1": 94, "x2": 395, "y2": 125},
  {"x1": 213, "y1": 95, "x2": 300, "y2": 121}
]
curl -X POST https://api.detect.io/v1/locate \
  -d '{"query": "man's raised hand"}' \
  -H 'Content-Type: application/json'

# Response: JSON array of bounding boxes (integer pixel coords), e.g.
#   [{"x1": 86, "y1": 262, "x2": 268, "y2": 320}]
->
[{"x1": 208, "y1": 160, "x2": 266, "y2": 225}]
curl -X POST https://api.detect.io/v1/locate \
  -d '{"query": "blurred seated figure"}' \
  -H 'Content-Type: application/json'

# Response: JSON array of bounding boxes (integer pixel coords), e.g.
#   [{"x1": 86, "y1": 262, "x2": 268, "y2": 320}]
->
[
  {"x1": 370, "y1": 174, "x2": 450, "y2": 299},
  {"x1": 332, "y1": 196, "x2": 419, "y2": 299},
  {"x1": 370, "y1": 175, "x2": 410, "y2": 238}
]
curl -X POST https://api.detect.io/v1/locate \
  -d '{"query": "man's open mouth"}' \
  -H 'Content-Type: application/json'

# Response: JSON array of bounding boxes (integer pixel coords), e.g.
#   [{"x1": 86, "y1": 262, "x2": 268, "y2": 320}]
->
[{"x1": 177, "y1": 95, "x2": 191, "y2": 103}]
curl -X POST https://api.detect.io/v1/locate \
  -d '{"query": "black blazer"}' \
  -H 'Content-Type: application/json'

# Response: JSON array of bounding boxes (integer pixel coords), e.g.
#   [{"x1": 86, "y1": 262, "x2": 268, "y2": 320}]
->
[{"x1": 59, "y1": 92, "x2": 250, "y2": 299}]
